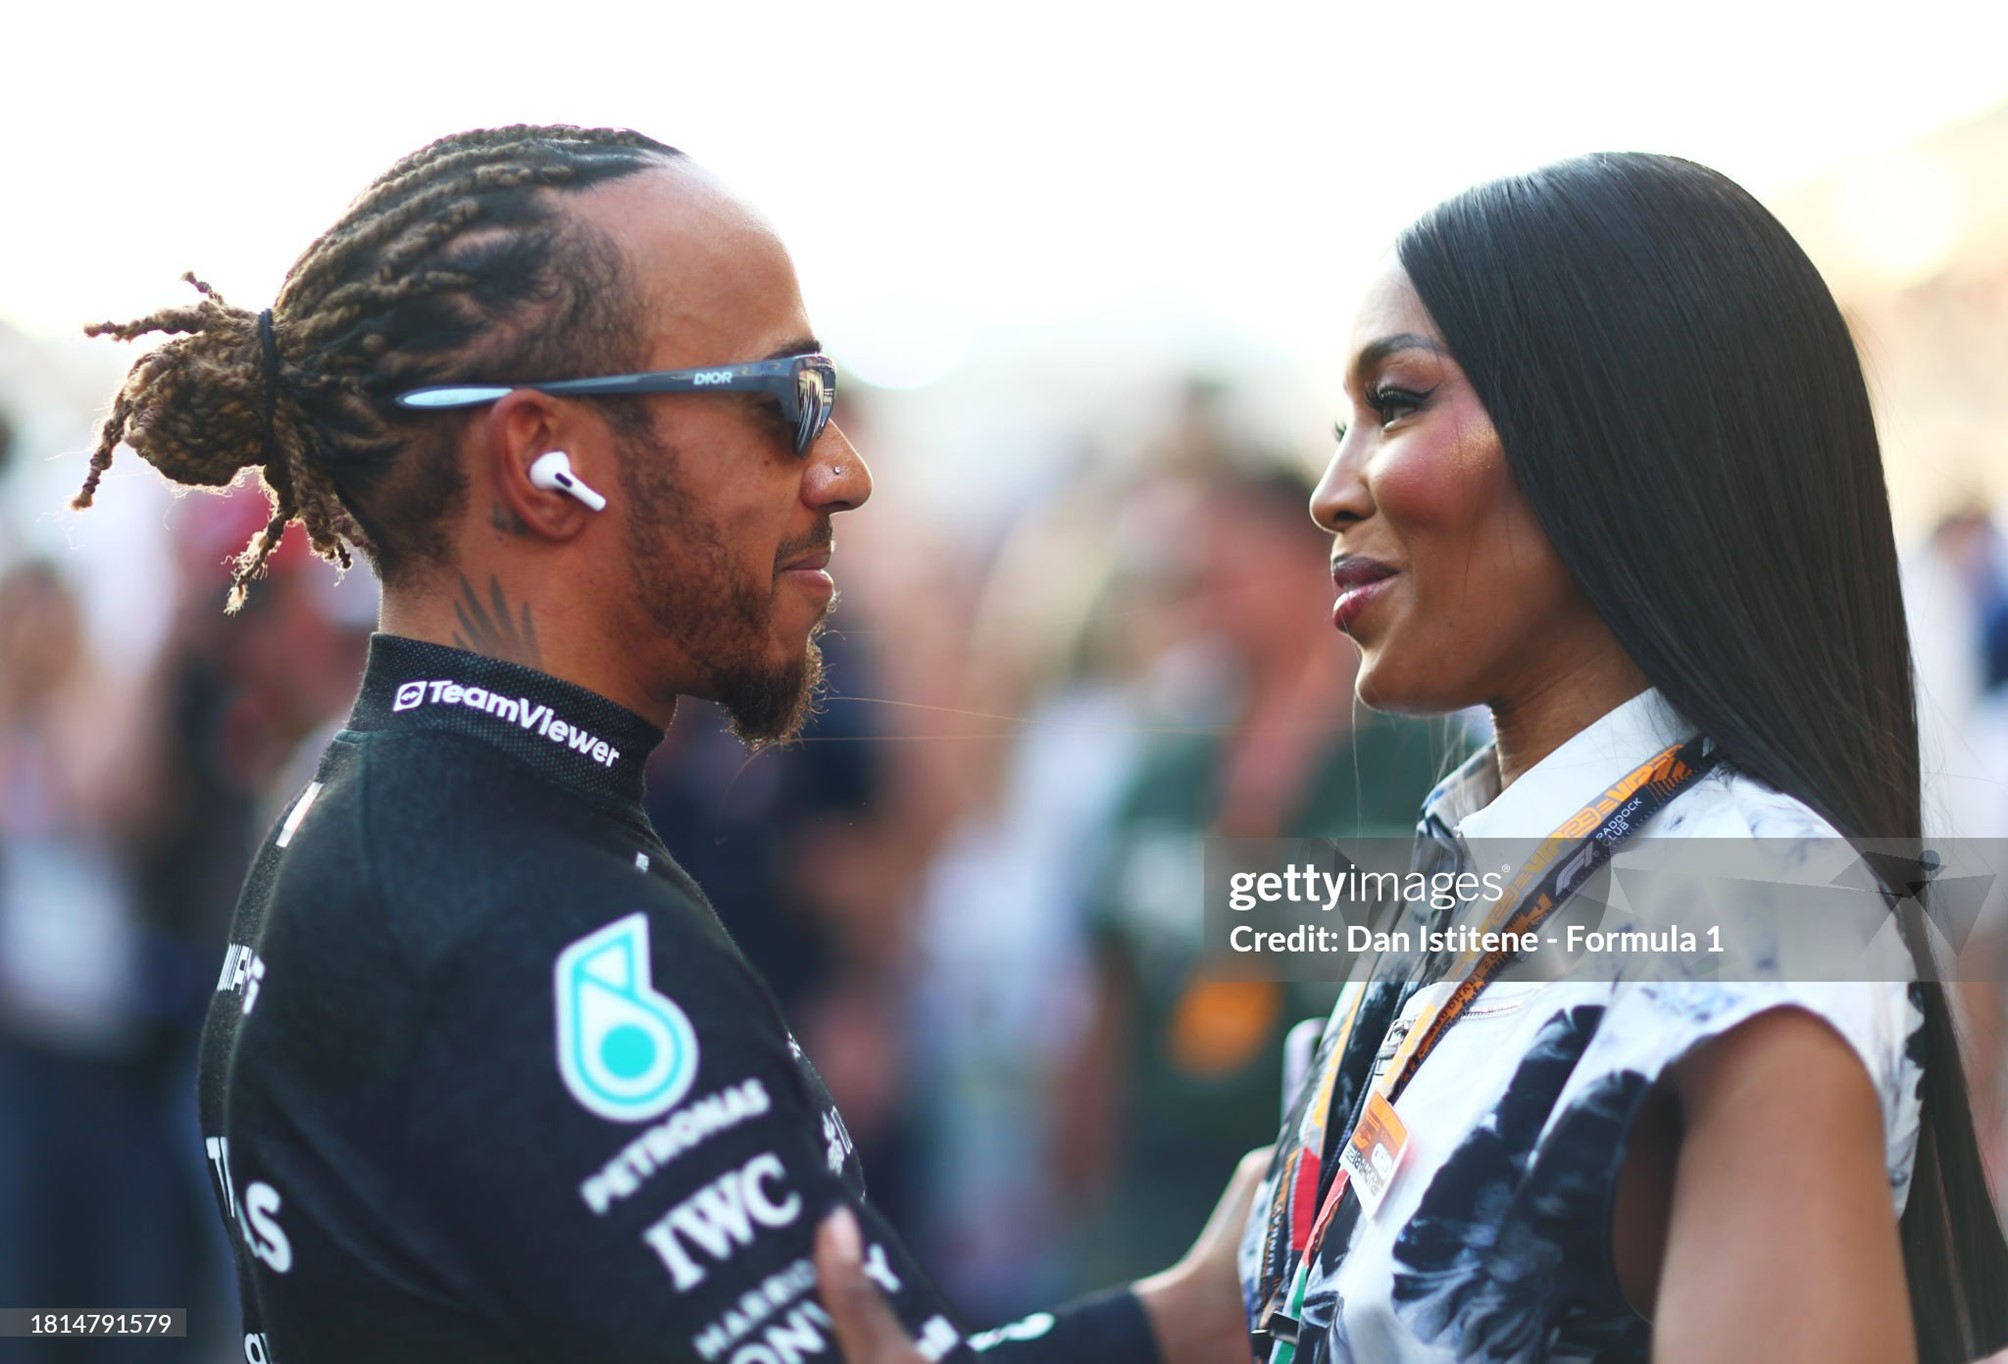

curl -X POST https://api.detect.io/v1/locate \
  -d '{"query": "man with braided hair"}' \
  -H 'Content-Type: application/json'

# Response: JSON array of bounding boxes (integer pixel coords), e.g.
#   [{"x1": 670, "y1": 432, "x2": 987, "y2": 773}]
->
[{"x1": 77, "y1": 126, "x2": 1257, "y2": 1364}]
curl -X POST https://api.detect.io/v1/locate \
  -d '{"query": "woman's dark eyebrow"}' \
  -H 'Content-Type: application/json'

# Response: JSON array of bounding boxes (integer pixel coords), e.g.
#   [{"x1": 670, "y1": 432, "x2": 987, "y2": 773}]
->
[{"x1": 1350, "y1": 332, "x2": 1445, "y2": 382}]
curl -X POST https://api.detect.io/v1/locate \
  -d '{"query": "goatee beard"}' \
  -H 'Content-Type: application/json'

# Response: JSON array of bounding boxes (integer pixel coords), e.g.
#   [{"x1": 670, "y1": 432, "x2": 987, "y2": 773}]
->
[{"x1": 717, "y1": 614, "x2": 829, "y2": 749}]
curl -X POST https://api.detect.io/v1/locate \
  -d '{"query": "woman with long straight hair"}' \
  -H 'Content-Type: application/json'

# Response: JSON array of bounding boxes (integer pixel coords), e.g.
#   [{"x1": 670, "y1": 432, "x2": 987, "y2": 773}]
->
[
  {"x1": 813, "y1": 151, "x2": 2004, "y2": 1364},
  {"x1": 1226, "y1": 151, "x2": 2008, "y2": 1364}
]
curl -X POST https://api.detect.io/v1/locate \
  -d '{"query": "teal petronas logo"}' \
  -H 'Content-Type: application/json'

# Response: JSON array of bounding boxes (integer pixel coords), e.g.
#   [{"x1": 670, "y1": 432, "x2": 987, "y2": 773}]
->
[{"x1": 554, "y1": 913, "x2": 700, "y2": 1122}]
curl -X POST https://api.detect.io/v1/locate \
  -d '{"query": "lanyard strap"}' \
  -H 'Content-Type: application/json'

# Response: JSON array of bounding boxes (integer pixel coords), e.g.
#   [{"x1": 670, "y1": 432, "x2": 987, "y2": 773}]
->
[
  {"x1": 1256, "y1": 734, "x2": 1717, "y2": 1349},
  {"x1": 1379, "y1": 734, "x2": 1715, "y2": 1105}
]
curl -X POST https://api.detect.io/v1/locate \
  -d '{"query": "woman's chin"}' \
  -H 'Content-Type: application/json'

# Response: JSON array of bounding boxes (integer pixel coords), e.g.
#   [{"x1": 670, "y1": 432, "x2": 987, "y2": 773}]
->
[
  {"x1": 1353, "y1": 655, "x2": 1401, "y2": 712},
  {"x1": 1354, "y1": 655, "x2": 1450, "y2": 717}
]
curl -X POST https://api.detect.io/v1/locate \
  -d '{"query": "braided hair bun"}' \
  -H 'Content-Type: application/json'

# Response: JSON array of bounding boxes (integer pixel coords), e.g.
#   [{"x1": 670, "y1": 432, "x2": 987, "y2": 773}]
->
[{"x1": 78, "y1": 274, "x2": 328, "y2": 611}]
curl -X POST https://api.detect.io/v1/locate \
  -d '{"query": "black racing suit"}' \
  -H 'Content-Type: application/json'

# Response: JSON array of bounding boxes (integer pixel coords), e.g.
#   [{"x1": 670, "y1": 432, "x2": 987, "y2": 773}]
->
[{"x1": 196, "y1": 636, "x2": 1158, "y2": 1364}]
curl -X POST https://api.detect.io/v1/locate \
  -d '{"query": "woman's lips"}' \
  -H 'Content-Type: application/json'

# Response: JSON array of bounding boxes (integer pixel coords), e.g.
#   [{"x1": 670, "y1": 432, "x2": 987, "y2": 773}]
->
[{"x1": 1331, "y1": 556, "x2": 1397, "y2": 634}]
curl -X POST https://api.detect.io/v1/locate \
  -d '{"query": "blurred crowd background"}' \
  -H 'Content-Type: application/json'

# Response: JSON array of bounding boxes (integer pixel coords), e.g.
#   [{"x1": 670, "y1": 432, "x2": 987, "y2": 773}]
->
[{"x1": 6, "y1": 8, "x2": 2008, "y2": 1359}]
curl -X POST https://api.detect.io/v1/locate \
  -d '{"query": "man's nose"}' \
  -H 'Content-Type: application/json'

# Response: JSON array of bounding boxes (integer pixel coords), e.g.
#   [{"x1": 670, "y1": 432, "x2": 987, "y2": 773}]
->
[{"x1": 806, "y1": 423, "x2": 872, "y2": 512}]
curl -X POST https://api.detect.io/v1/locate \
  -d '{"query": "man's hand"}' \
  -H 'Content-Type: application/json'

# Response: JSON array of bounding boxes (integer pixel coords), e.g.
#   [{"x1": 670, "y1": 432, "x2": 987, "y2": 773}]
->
[
  {"x1": 1132, "y1": 1146, "x2": 1270, "y2": 1364},
  {"x1": 815, "y1": 1207, "x2": 928, "y2": 1364}
]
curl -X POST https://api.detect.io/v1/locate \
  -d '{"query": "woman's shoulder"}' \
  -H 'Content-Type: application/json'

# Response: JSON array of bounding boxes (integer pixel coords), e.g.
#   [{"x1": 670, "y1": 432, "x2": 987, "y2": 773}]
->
[
  {"x1": 1631, "y1": 755, "x2": 1919, "y2": 974},
  {"x1": 1636, "y1": 758, "x2": 1870, "y2": 905},
  {"x1": 1650, "y1": 759, "x2": 1842, "y2": 842}
]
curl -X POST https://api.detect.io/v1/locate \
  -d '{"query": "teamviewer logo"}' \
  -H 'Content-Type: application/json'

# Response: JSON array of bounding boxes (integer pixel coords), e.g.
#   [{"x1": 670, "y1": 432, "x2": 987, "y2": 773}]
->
[{"x1": 394, "y1": 681, "x2": 428, "y2": 712}]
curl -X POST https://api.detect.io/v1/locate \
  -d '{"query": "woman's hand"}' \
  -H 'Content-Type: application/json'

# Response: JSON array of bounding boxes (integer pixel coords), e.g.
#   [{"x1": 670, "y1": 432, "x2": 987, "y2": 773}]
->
[
  {"x1": 1132, "y1": 1145, "x2": 1272, "y2": 1364},
  {"x1": 814, "y1": 1147, "x2": 1272, "y2": 1364}
]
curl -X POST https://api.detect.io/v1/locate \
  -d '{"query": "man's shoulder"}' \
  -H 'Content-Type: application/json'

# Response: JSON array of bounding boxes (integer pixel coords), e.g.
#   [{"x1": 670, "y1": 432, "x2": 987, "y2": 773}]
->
[{"x1": 271, "y1": 727, "x2": 724, "y2": 980}]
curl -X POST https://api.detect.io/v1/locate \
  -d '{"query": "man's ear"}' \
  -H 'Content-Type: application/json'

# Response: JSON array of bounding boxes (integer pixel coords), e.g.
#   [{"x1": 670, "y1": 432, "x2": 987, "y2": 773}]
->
[{"x1": 481, "y1": 390, "x2": 609, "y2": 541}]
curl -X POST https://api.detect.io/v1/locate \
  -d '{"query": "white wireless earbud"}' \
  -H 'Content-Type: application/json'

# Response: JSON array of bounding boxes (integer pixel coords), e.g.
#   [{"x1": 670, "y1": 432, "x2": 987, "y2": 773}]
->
[{"x1": 528, "y1": 451, "x2": 606, "y2": 513}]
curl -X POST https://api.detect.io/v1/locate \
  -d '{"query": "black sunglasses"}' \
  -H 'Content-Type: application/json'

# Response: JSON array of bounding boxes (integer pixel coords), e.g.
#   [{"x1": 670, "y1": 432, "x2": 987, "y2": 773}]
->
[{"x1": 394, "y1": 353, "x2": 837, "y2": 457}]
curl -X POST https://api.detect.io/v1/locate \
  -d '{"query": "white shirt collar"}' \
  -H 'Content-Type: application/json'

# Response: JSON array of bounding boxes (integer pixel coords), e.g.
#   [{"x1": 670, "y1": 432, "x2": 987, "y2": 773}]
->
[{"x1": 1423, "y1": 688, "x2": 1695, "y2": 842}]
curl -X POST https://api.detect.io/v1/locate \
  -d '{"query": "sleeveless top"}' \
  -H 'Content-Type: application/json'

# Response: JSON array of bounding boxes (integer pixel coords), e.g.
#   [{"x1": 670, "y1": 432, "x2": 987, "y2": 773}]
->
[{"x1": 1236, "y1": 689, "x2": 1926, "y2": 1363}]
